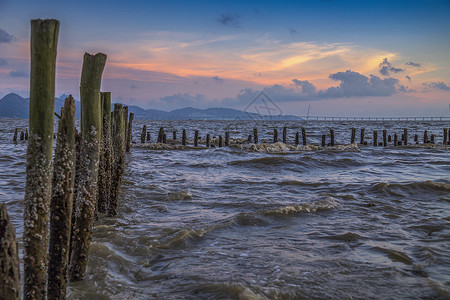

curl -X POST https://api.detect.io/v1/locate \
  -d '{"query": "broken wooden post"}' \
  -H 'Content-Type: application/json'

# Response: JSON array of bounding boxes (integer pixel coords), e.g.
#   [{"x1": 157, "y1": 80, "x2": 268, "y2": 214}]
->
[
  {"x1": 97, "y1": 92, "x2": 112, "y2": 214},
  {"x1": 403, "y1": 128, "x2": 408, "y2": 145},
  {"x1": 302, "y1": 127, "x2": 306, "y2": 146},
  {"x1": 282, "y1": 127, "x2": 287, "y2": 144},
  {"x1": 330, "y1": 129, "x2": 335, "y2": 146},
  {"x1": 443, "y1": 128, "x2": 448, "y2": 145},
  {"x1": 126, "y1": 112, "x2": 133, "y2": 152},
  {"x1": 219, "y1": 135, "x2": 223, "y2": 147},
  {"x1": 360, "y1": 128, "x2": 365, "y2": 144},
  {"x1": 424, "y1": 130, "x2": 428, "y2": 144},
  {"x1": 24, "y1": 19, "x2": 59, "y2": 299},
  {"x1": 273, "y1": 129, "x2": 278, "y2": 143},
  {"x1": 351, "y1": 128, "x2": 356, "y2": 144},
  {"x1": 173, "y1": 130, "x2": 177, "y2": 140},
  {"x1": 253, "y1": 128, "x2": 258, "y2": 144},
  {"x1": 140, "y1": 125, "x2": 146, "y2": 144},
  {"x1": 295, "y1": 132, "x2": 299, "y2": 145},
  {"x1": 194, "y1": 130, "x2": 199, "y2": 146},
  {"x1": 69, "y1": 52, "x2": 107, "y2": 282},
  {"x1": 321, "y1": 134, "x2": 326, "y2": 147},
  {"x1": 48, "y1": 96, "x2": 76, "y2": 300},
  {"x1": 373, "y1": 131, "x2": 378, "y2": 146},
  {"x1": 158, "y1": 127, "x2": 164, "y2": 143},
  {"x1": 394, "y1": 133, "x2": 398, "y2": 146},
  {"x1": 13, "y1": 128, "x2": 18, "y2": 143},
  {"x1": 206, "y1": 134, "x2": 210, "y2": 147},
  {"x1": 383, "y1": 130, "x2": 387, "y2": 147},
  {"x1": 182, "y1": 129, "x2": 186, "y2": 146},
  {"x1": 0, "y1": 203, "x2": 21, "y2": 300},
  {"x1": 225, "y1": 131, "x2": 229, "y2": 146}
]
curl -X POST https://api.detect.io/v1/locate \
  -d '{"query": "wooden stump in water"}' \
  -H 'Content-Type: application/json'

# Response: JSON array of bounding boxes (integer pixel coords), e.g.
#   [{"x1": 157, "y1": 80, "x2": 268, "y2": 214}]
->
[
  {"x1": 225, "y1": 132, "x2": 229, "y2": 146},
  {"x1": 146, "y1": 132, "x2": 150, "y2": 142},
  {"x1": 163, "y1": 133, "x2": 166, "y2": 144},
  {"x1": 302, "y1": 127, "x2": 306, "y2": 146},
  {"x1": 414, "y1": 134, "x2": 418, "y2": 144},
  {"x1": 295, "y1": 132, "x2": 299, "y2": 145},
  {"x1": 182, "y1": 129, "x2": 186, "y2": 146},
  {"x1": 20, "y1": 131, "x2": 25, "y2": 141},
  {"x1": 330, "y1": 129, "x2": 335, "y2": 146},
  {"x1": 24, "y1": 19, "x2": 60, "y2": 299},
  {"x1": 373, "y1": 131, "x2": 378, "y2": 146},
  {"x1": 126, "y1": 112, "x2": 134, "y2": 152},
  {"x1": 69, "y1": 52, "x2": 107, "y2": 282},
  {"x1": 321, "y1": 134, "x2": 326, "y2": 147},
  {"x1": 424, "y1": 130, "x2": 428, "y2": 144},
  {"x1": 247, "y1": 135, "x2": 252, "y2": 143},
  {"x1": 430, "y1": 134, "x2": 435, "y2": 144},
  {"x1": 219, "y1": 135, "x2": 223, "y2": 147},
  {"x1": 48, "y1": 96, "x2": 76, "y2": 300},
  {"x1": 253, "y1": 128, "x2": 258, "y2": 144},
  {"x1": 273, "y1": 129, "x2": 278, "y2": 143},
  {"x1": 282, "y1": 127, "x2": 287, "y2": 144},
  {"x1": 194, "y1": 130, "x2": 199, "y2": 147},
  {"x1": 0, "y1": 203, "x2": 21, "y2": 300},
  {"x1": 158, "y1": 127, "x2": 164, "y2": 143},
  {"x1": 13, "y1": 128, "x2": 18, "y2": 143},
  {"x1": 206, "y1": 134, "x2": 210, "y2": 147},
  {"x1": 394, "y1": 133, "x2": 398, "y2": 146},
  {"x1": 25, "y1": 129, "x2": 28, "y2": 140},
  {"x1": 140, "y1": 125, "x2": 146, "y2": 144},
  {"x1": 98, "y1": 92, "x2": 112, "y2": 214},
  {"x1": 403, "y1": 128, "x2": 408, "y2": 145},
  {"x1": 383, "y1": 130, "x2": 387, "y2": 147},
  {"x1": 351, "y1": 128, "x2": 356, "y2": 144},
  {"x1": 173, "y1": 130, "x2": 177, "y2": 140},
  {"x1": 388, "y1": 135, "x2": 392, "y2": 143},
  {"x1": 360, "y1": 128, "x2": 365, "y2": 144},
  {"x1": 443, "y1": 128, "x2": 448, "y2": 145}
]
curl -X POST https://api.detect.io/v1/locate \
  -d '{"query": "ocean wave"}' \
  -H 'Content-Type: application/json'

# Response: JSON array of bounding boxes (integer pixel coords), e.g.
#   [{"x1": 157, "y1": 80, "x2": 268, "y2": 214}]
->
[
  {"x1": 371, "y1": 180, "x2": 450, "y2": 196},
  {"x1": 238, "y1": 142, "x2": 359, "y2": 153},
  {"x1": 261, "y1": 197, "x2": 338, "y2": 216}
]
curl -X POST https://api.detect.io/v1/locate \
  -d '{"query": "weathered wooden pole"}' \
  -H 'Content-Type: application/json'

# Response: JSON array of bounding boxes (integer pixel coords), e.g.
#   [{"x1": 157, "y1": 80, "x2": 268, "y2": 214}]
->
[
  {"x1": 443, "y1": 128, "x2": 448, "y2": 144},
  {"x1": 373, "y1": 131, "x2": 378, "y2": 146},
  {"x1": 97, "y1": 92, "x2": 112, "y2": 213},
  {"x1": 247, "y1": 135, "x2": 252, "y2": 143},
  {"x1": 219, "y1": 135, "x2": 223, "y2": 147},
  {"x1": 24, "y1": 19, "x2": 59, "y2": 300},
  {"x1": 424, "y1": 130, "x2": 428, "y2": 144},
  {"x1": 414, "y1": 134, "x2": 418, "y2": 144},
  {"x1": 225, "y1": 131, "x2": 229, "y2": 146},
  {"x1": 351, "y1": 128, "x2": 356, "y2": 144},
  {"x1": 388, "y1": 135, "x2": 392, "y2": 143},
  {"x1": 430, "y1": 134, "x2": 435, "y2": 144},
  {"x1": 20, "y1": 131, "x2": 25, "y2": 140},
  {"x1": 140, "y1": 125, "x2": 146, "y2": 144},
  {"x1": 302, "y1": 127, "x2": 306, "y2": 146},
  {"x1": 403, "y1": 128, "x2": 408, "y2": 145},
  {"x1": 330, "y1": 129, "x2": 335, "y2": 146},
  {"x1": 48, "y1": 96, "x2": 76, "y2": 300},
  {"x1": 273, "y1": 129, "x2": 278, "y2": 143},
  {"x1": 69, "y1": 52, "x2": 107, "y2": 282},
  {"x1": 394, "y1": 133, "x2": 398, "y2": 146},
  {"x1": 13, "y1": 128, "x2": 18, "y2": 143},
  {"x1": 25, "y1": 129, "x2": 29, "y2": 140},
  {"x1": 182, "y1": 129, "x2": 186, "y2": 146},
  {"x1": 282, "y1": 127, "x2": 287, "y2": 144},
  {"x1": 173, "y1": 130, "x2": 177, "y2": 140},
  {"x1": 146, "y1": 132, "x2": 150, "y2": 142},
  {"x1": 126, "y1": 112, "x2": 134, "y2": 152},
  {"x1": 360, "y1": 128, "x2": 365, "y2": 144},
  {"x1": 253, "y1": 128, "x2": 258, "y2": 144},
  {"x1": 206, "y1": 134, "x2": 210, "y2": 147},
  {"x1": 194, "y1": 130, "x2": 199, "y2": 146},
  {"x1": 0, "y1": 203, "x2": 21, "y2": 300},
  {"x1": 321, "y1": 134, "x2": 326, "y2": 147},
  {"x1": 383, "y1": 130, "x2": 387, "y2": 147},
  {"x1": 158, "y1": 127, "x2": 164, "y2": 143},
  {"x1": 295, "y1": 132, "x2": 299, "y2": 145},
  {"x1": 162, "y1": 133, "x2": 166, "y2": 144}
]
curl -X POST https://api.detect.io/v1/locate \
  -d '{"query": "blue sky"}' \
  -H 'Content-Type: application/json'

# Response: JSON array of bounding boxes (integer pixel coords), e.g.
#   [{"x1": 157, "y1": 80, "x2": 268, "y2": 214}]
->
[{"x1": 1, "y1": 0, "x2": 449, "y2": 116}]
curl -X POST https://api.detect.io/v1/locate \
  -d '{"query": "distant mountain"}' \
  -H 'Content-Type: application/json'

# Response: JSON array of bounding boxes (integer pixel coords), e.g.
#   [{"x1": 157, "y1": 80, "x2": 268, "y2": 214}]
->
[{"x1": 0, "y1": 93, "x2": 302, "y2": 120}]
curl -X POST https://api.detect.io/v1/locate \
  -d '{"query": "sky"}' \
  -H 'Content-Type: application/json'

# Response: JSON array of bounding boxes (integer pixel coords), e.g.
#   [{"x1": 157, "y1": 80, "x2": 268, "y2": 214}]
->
[{"x1": 0, "y1": 0, "x2": 450, "y2": 117}]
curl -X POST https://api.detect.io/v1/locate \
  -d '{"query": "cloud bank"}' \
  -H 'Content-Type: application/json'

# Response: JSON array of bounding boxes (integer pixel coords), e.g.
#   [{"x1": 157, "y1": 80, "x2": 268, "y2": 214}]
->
[{"x1": 0, "y1": 29, "x2": 14, "y2": 43}]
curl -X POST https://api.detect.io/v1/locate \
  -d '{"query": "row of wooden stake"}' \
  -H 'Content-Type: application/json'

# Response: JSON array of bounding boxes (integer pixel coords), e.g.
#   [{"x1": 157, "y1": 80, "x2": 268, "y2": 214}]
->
[{"x1": 0, "y1": 19, "x2": 133, "y2": 300}]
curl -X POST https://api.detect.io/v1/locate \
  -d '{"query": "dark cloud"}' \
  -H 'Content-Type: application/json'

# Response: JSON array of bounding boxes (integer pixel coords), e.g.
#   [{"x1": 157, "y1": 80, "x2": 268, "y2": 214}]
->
[
  {"x1": 289, "y1": 28, "x2": 297, "y2": 35},
  {"x1": 292, "y1": 79, "x2": 316, "y2": 94},
  {"x1": 405, "y1": 61, "x2": 421, "y2": 68},
  {"x1": 216, "y1": 13, "x2": 240, "y2": 27},
  {"x1": 0, "y1": 58, "x2": 7, "y2": 66},
  {"x1": 130, "y1": 84, "x2": 137, "y2": 89},
  {"x1": 423, "y1": 81, "x2": 450, "y2": 91},
  {"x1": 379, "y1": 57, "x2": 403, "y2": 76},
  {"x1": 9, "y1": 70, "x2": 28, "y2": 78},
  {"x1": 397, "y1": 84, "x2": 415, "y2": 93},
  {"x1": 0, "y1": 28, "x2": 14, "y2": 43},
  {"x1": 212, "y1": 76, "x2": 224, "y2": 83},
  {"x1": 405, "y1": 75, "x2": 411, "y2": 81}
]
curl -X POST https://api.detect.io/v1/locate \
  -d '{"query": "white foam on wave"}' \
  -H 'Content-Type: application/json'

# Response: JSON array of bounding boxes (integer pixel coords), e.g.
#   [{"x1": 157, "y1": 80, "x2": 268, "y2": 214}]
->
[{"x1": 240, "y1": 142, "x2": 359, "y2": 153}]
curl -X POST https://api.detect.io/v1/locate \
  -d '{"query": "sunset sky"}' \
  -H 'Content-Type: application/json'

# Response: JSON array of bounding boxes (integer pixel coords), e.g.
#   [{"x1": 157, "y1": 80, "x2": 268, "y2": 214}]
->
[{"x1": 0, "y1": 0, "x2": 449, "y2": 116}]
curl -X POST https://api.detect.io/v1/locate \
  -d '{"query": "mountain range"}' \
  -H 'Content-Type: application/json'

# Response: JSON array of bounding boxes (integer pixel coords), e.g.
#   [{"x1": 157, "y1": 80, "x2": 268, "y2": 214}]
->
[{"x1": 0, "y1": 93, "x2": 302, "y2": 120}]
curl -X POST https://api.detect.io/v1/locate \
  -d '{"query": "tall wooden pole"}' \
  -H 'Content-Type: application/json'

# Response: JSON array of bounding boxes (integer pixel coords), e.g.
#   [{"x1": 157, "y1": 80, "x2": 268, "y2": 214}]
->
[
  {"x1": 273, "y1": 129, "x2": 278, "y2": 143},
  {"x1": 253, "y1": 128, "x2": 258, "y2": 144},
  {"x1": 360, "y1": 128, "x2": 365, "y2": 144},
  {"x1": 282, "y1": 127, "x2": 287, "y2": 144},
  {"x1": 351, "y1": 128, "x2": 356, "y2": 144},
  {"x1": 24, "y1": 19, "x2": 59, "y2": 300},
  {"x1": 302, "y1": 127, "x2": 306, "y2": 146},
  {"x1": 194, "y1": 130, "x2": 199, "y2": 146},
  {"x1": 225, "y1": 131, "x2": 229, "y2": 146},
  {"x1": 69, "y1": 52, "x2": 107, "y2": 282},
  {"x1": 126, "y1": 112, "x2": 134, "y2": 152},
  {"x1": 48, "y1": 96, "x2": 76, "y2": 300},
  {"x1": 97, "y1": 92, "x2": 112, "y2": 213},
  {"x1": 330, "y1": 129, "x2": 335, "y2": 146}
]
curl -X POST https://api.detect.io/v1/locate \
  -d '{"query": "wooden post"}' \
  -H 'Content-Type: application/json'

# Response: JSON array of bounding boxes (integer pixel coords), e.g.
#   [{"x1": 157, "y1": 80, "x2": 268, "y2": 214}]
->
[
  {"x1": 173, "y1": 130, "x2": 177, "y2": 140},
  {"x1": 282, "y1": 127, "x2": 287, "y2": 144},
  {"x1": 253, "y1": 128, "x2": 258, "y2": 144},
  {"x1": 373, "y1": 131, "x2": 378, "y2": 146},
  {"x1": 295, "y1": 132, "x2": 299, "y2": 145},
  {"x1": 158, "y1": 127, "x2": 164, "y2": 143},
  {"x1": 394, "y1": 133, "x2": 398, "y2": 146},
  {"x1": 194, "y1": 130, "x2": 199, "y2": 146},
  {"x1": 48, "y1": 96, "x2": 76, "y2": 300},
  {"x1": 13, "y1": 128, "x2": 18, "y2": 143},
  {"x1": 225, "y1": 131, "x2": 229, "y2": 146},
  {"x1": 330, "y1": 129, "x2": 335, "y2": 146},
  {"x1": 430, "y1": 134, "x2": 435, "y2": 144},
  {"x1": 443, "y1": 128, "x2": 448, "y2": 145},
  {"x1": 20, "y1": 131, "x2": 25, "y2": 141},
  {"x1": 146, "y1": 132, "x2": 150, "y2": 142},
  {"x1": 403, "y1": 128, "x2": 408, "y2": 145},
  {"x1": 69, "y1": 52, "x2": 107, "y2": 282},
  {"x1": 414, "y1": 134, "x2": 418, "y2": 144},
  {"x1": 206, "y1": 134, "x2": 210, "y2": 147},
  {"x1": 302, "y1": 127, "x2": 306, "y2": 146},
  {"x1": 182, "y1": 129, "x2": 186, "y2": 146},
  {"x1": 24, "y1": 19, "x2": 59, "y2": 299},
  {"x1": 0, "y1": 204, "x2": 21, "y2": 300},
  {"x1": 321, "y1": 134, "x2": 326, "y2": 147},
  {"x1": 25, "y1": 129, "x2": 29, "y2": 140},
  {"x1": 247, "y1": 135, "x2": 252, "y2": 143},
  {"x1": 140, "y1": 125, "x2": 146, "y2": 144},
  {"x1": 388, "y1": 135, "x2": 392, "y2": 142},
  {"x1": 219, "y1": 135, "x2": 223, "y2": 147},
  {"x1": 97, "y1": 92, "x2": 112, "y2": 213},
  {"x1": 162, "y1": 133, "x2": 166, "y2": 144},
  {"x1": 126, "y1": 112, "x2": 134, "y2": 152},
  {"x1": 383, "y1": 130, "x2": 387, "y2": 147},
  {"x1": 360, "y1": 128, "x2": 365, "y2": 144},
  {"x1": 424, "y1": 130, "x2": 428, "y2": 144},
  {"x1": 273, "y1": 129, "x2": 278, "y2": 143},
  {"x1": 351, "y1": 128, "x2": 356, "y2": 144}
]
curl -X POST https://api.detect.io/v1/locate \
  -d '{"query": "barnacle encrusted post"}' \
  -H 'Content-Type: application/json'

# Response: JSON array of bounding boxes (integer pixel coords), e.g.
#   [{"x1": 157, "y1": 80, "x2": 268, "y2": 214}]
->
[
  {"x1": 24, "y1": 18, "x2": 59, "y2": 300},
  {"x1": 0, "y1": 204, "x2": 21, "y2": 300},
  {"x1": 97, "y1": 92, "x2": 112, "y2": 213},
  {"x1": 69, "y1": 52, "x2": 106, "y2": 281},
  {"x1": 48, "y1": 96, "x2": 76, "y2": 299},
  {"x1": 108, "y1": 103, "x2": 126, "y2": 216},
  {"x1": 126, "y1": 112, "x2": 134, "y2": 152}
]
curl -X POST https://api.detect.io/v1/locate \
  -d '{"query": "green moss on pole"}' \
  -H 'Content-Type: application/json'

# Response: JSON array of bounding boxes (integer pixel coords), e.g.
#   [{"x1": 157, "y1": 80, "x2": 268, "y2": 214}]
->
[
  {"x1": 98, "y1": 92, "x2": 112, "y2": 213},
  {"x1": 69, "y1": 52, "x2": 106, "y2": 282},
  {"x1": 24, "y1": 18, "x2": 59, "y2": 300},
  {"x1": 48, "y1": 96, "x2": 76, "y2": 300}
]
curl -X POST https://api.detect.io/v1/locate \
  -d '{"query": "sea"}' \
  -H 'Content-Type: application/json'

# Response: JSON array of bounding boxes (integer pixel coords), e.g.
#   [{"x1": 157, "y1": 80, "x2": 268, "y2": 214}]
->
[{"x1": 1, "y1": 118, "x2": 449, "y2": 299}]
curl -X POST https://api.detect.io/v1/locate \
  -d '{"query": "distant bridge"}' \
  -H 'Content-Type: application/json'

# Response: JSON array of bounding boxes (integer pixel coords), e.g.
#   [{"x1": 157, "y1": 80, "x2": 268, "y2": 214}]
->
[{"x1": 299, "y1": 116, "x2": 450, "y2": 121}]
